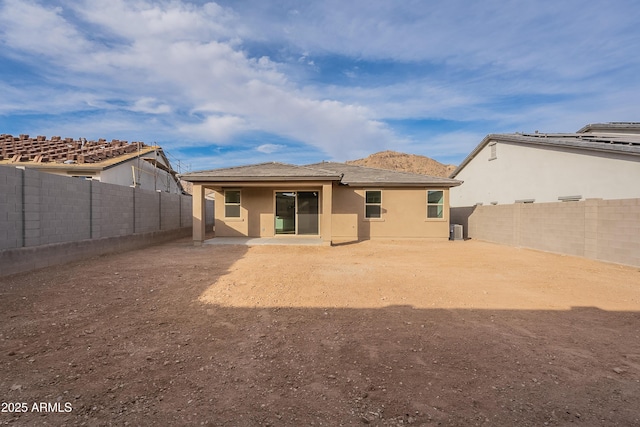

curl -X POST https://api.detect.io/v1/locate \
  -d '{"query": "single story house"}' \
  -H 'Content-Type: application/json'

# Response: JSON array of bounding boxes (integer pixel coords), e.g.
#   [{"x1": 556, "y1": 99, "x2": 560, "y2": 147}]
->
[
  {"x1": 0, "y1": 134, "x2": 184, "y2": 194},
  {"x1": 449, "y1": 123, "x2": 640, "y2": 208},
  {"x1": 180, "y1": 161, "x2": 461, "y2": 245}
]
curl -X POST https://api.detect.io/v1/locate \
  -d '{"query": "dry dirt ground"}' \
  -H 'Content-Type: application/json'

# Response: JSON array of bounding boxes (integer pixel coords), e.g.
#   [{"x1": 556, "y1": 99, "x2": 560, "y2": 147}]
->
[{"x1": 1, "y1": 237, "x2": 639, "y2": 426}]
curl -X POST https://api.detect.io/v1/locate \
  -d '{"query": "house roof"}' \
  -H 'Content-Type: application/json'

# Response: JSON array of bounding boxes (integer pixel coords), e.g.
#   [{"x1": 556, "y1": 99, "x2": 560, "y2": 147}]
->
[
  {"x1": 181, "y1": 161, "x2": 462, "y2": 187},
  {"x1": 577, "y1": 122, "x2": 640, "y2": 134},
  {"x1": 180, "y1": 162, "x2": 343, "y2": 182},
  {"x1": 450, "y1": 131, "x2": 640, "y2": 179},
  {"x1": 307, "y1": 162, "x2": 462, "y2": 187},
  {"x1": 0, "y1": 133, "x2": 160, "y2": 170}
]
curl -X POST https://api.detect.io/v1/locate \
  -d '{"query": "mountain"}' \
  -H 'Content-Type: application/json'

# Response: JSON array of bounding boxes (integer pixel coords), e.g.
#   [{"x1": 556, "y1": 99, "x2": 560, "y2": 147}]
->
[{"x1": 346, "y1": 150, "x2": 457, "y2": 178}]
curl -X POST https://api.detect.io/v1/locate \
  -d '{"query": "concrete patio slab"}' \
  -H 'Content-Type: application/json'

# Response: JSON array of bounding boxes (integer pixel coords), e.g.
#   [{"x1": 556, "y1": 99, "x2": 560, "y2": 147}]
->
[{"x1": 203, "y1": 236, "x2": 324, "y2": 246}]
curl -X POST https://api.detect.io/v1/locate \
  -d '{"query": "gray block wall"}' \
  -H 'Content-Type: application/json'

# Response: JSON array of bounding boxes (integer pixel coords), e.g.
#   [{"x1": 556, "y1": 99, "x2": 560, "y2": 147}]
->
[
  {"x1": 0, "y1": 165, "x2": 214, "y2": 253},
  {"x1": 92, "y1": 182, "x2": 135, "y2": 238},
  {"x1": 38, "y1": 169, "x2": 92, "y2": 245},
  {"x1": 181, "y1": 196, "x2": 192, "y2": 228},
  {"x1": 135, "y1": 189, "x2": 161, "y2": 234},
  {"x1": 466, "y1": 198, "x2": 640, "y2": 267},
  {"x1": 0, "y1": 167, "x2": 24, "y2": 250},
  {"x1": 161, "y1": 192, "x2": 181, "y2": 230},
  {"x1": 1, "y1": 166, "x2": 218, "y2": 276}
]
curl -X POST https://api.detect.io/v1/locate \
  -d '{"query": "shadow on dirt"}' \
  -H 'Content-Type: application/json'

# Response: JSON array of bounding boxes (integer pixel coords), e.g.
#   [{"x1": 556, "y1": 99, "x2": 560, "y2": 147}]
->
[{"x1": 1, "y1": 239, "x2": 639, "y2": 426}]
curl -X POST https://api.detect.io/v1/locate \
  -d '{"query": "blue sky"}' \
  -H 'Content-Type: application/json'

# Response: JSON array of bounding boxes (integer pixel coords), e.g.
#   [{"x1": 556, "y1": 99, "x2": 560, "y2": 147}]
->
[{"x1": 1, "y1": 0, "x2": 639, "y2": 172}]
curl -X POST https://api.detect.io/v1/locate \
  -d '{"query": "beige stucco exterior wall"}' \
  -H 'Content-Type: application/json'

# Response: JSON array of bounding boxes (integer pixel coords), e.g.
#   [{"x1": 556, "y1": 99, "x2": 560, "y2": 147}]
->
[
  {"x1": 211, "y1": 185, "x2": 452, "y2": 242},
  {"x1": 331, "y1": 187, "x2": 451, "y2": 242},
  {"x1": 213, "y1": 186, "x2": 324, "y2": 238},
  {"x1": 451, "y1": 141, "x2": 640, "y2": 207}
]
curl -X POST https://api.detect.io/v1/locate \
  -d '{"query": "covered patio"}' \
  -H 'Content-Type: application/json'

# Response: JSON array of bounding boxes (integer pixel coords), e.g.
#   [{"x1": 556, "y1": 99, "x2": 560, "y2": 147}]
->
[
  {"x1": 203, "y1": 236, "x2": 324, "y2": 246},
  {"x1": 181, "y1": 162, "x2": 342, "y2": 246}
]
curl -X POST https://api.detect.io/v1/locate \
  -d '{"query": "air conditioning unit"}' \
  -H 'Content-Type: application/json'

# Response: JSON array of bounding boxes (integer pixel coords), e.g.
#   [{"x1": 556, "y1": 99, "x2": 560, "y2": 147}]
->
[{"x1": 451, "y1": 224, "x2": 463, "y2": 241}]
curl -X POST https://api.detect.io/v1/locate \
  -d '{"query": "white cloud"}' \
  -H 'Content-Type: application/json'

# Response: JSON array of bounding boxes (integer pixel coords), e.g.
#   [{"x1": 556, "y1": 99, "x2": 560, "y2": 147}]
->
[
  {"x1": 0, "y1": 0, "x2": 402, "y2": 160},
  {"x1": 0, "y1": 0, "x2": 91, "y2": 58},
  {"x1": 130, "y1": 98, "x2": 172, "y2": 114},
  {"x1": 256, "y1": 143, "x2": 284, "y2": 154},
  {"x1": 1, "y1": 0, "x2": 640, "y2": 168},
  {"x1": 233, "y1": 0, "x2": 640, "y2": 77},
  {"x1": 179, "y1": 115, "x2": 248, "y2": 142}
]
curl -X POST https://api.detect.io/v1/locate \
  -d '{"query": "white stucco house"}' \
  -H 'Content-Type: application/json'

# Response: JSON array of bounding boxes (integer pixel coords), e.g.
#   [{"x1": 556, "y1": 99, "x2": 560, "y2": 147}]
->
[{"x1": 449, "y1": 122, "x2": 640, "y2": 207}]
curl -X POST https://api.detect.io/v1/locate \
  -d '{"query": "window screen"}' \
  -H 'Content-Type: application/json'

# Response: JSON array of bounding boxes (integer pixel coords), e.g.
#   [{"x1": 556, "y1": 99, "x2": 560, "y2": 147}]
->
[
  {"x1": 365, "y1": 190, "x2": 382, "y2": 218},
  {"x1": 427, "y1": 190, "x2": 444, "y2": 218},
  {"x1": 224, "y1": 190, "x2": 241, "y2": 218}
]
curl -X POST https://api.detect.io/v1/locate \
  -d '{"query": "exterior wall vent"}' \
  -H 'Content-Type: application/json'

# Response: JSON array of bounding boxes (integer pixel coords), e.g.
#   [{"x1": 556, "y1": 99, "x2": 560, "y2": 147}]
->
[
  {"x1": 488, "y1": 142, "x2": 497, "y2": 161},
  {"x1": 558, "y1": 195, "x2": 582, "y2": 202}
]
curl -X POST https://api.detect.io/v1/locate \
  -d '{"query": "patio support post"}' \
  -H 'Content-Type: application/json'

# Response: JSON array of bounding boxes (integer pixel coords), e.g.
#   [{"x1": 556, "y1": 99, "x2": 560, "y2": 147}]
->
[
  {"x1": 321, "y1": 183, "x2": 333, "y2": 245},
  {"x1": 193, "y1": 183, "x2": 206, "y2": 246}
]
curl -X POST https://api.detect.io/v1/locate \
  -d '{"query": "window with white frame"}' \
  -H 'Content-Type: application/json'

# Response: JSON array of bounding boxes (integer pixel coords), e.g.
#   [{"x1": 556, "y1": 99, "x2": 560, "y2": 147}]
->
[
  {"x1": 427, "y1": 190, "x2": 444, "y2": 219},
  {"x1": 365, "y1": 190, "x2": 382, "y2": 219},
  {"x1": 224, "y1": 190, "x2": 241, "y2": 218}
]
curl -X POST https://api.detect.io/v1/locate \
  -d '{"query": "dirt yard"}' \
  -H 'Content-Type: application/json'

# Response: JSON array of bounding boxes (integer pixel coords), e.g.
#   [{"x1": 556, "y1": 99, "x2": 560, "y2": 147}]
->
[{"x1": 1, "y1": 237, "x2": 639, "y2": 426}]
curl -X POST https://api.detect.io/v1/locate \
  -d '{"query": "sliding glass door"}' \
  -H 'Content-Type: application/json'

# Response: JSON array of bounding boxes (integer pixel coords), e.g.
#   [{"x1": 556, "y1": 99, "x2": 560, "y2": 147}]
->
[
  {"x1": 275, "y1": 191, "x2": 319, "y2": 235},
  {"x1": 275, "y1": 192, "x2": 296, "y2": 234},
  {"x1": 297, "y1": 191, "x2": 319, "y2": 235}
]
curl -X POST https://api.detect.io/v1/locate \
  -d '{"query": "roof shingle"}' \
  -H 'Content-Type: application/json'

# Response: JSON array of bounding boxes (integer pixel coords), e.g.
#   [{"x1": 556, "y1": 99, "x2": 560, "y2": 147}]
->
[
  {"x1": 306, "y1": 162, "x2": 462, "y2": 187},
  {"x1": 181, "y1": 161, "x2": 462, "y2": 187},
  {"x1": 180, "y1": 162, "x2": 343, "y2": 182}
]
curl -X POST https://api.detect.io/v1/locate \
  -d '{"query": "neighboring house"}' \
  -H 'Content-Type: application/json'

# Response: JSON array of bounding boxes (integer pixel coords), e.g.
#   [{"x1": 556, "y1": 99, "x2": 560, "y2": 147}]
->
[
  {"x1": 180, "y1": 161, "x2": 461, "y2": 245},
  {"x1": 0, "y1": 134, "x2": 183, "y2": 194},
  {"x1": 449, "y1": 123, "x2": 640, "y2": 207}
]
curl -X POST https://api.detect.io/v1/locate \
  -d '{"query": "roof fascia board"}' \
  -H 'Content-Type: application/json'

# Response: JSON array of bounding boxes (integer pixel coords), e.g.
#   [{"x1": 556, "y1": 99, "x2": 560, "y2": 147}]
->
[
  {"x1": 344, "y1": 181, "x2": 461, "y2": 188},
  {"x1": 101, "y1": 147, "x2": 157, "y2": 170},
  {"x1": 497, "y1": 134, "x2": 640, "y2": 156},
  {"x1": 198, "y1": 180, "x2": 338, "y2": 189},
  {"x1": 3, "y1": 163, "x2": 104, "y2": 172},
  {"x1": 577, "y1": 123, "x2": 640, "y2": 133},
  {"x1": 181, "y1": 176, "x2": 341, "y2": 183}
]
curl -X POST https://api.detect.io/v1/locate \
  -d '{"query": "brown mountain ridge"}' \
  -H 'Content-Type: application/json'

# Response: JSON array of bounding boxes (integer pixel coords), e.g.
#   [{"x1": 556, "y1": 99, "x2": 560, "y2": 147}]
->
[{"x1": 346, "y1": 150, "x2": 456, "y2": 178}]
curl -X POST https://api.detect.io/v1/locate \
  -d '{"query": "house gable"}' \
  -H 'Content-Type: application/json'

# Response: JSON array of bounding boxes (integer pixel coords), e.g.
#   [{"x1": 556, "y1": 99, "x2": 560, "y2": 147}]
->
[{"x1": 450, "y1": 127, "x2": 640, "y2": 207}]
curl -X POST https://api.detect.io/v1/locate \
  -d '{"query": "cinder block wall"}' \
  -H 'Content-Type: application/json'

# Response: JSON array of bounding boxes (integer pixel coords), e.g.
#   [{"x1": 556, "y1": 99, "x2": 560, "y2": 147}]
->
[
  {"x1": 181, "y1": 196, "x2": 192, "y2": 228},
  {"x1": 161, "y1": 192, "x2": 181, "y2": 230},
  {"x1": 38, "y1": 169, "x2": 92, "y2": 245},
  {"x1": 467, "y1": 204, "x2": 516, "y2": 245},
  {"x1": 467, "y1": 198, "x2": 640, "y2": 267},
  {"x1": 1, "y1": 166, "x2": 215, "y2": 275},
  {"x1": 0, "y1": 167, "x2": 24, "y2": 250},
  {"x1": 595, "y1": 199, "x2": 640, "y2": 266},
  {"x1": 519, "y1": 202, "x2": 586, "y2": 257},
  {"x1": 92, "y1": 182, "x2": 135, "y2": 238},
  {"x1": 135, "y1": 189, "x2": 161, "y2": 234}
]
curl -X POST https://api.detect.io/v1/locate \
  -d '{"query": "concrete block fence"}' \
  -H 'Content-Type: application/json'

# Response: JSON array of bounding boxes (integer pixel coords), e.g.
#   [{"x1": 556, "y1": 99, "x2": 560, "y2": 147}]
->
[
  {"x1": 0, "y1": 166, "x2": 213, "y2": 276},
  {"x1": 459, "y1": 198, "x2": 640, "y2": 267}
]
